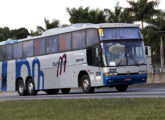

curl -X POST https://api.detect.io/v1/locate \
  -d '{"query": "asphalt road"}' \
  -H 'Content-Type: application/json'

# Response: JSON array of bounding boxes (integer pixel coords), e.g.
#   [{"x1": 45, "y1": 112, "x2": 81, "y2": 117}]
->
[{"x1": 1, "y1": 87, "x2": 165, "y2": 101}]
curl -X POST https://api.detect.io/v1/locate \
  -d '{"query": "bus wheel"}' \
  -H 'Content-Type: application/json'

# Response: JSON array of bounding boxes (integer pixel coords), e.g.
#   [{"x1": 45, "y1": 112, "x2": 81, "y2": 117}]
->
[
  {"x1": 18, "y1": 80, "x2": 27, "y2": 96},
  {"x1": 27, "y1": 79, "x2": 37, "y2": 95},
  {"x1": 45, "y1": 89, "x2": 59, "y2": 95},
  {"x1": 115, "y1": 85, "x2": 128, "y2": 92},
  {"x1": 61, "y1": 88, "x2": 70, "y2": 94},
  {"x1": 81, "y1": 75, "x2": 95, "y2": 93}
]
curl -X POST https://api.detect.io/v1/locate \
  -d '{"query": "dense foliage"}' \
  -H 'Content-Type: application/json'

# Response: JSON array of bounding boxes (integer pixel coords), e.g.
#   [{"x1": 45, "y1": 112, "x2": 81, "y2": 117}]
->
[{"x1": 0, "y1": 27, "x2": 29, "y2": 41}]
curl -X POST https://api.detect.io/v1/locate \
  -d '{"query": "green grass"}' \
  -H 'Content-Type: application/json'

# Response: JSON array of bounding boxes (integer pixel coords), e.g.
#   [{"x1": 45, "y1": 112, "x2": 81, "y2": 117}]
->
[{"x1": 0, "y1": 98, "x2": 165, "y2": 120}]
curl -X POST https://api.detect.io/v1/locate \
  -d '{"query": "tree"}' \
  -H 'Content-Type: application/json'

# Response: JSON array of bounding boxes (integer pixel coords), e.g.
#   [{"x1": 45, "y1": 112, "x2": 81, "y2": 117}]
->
[
  {"x1": 145, "y1": 11, "x2": 165, "y2": 45},
  {"x1": 30, "y1": 30, "x2": 40, "y2": 36},
  {"x1": 0, "y1": 27, "x2": 11, "y2": 41},
  {"x1": 126, "y1": 0, "x2": 159, "y2": 31},
  {"x1": 104, "y1": 2, "x2": 133, "y2": 23},
  {"x1": 11, "y1": 28, "x2": 29, "y2": 39},
  {"x1": 0, "y1": 27, "x2": 30, "y2": 41},
  {"x1": 144, "y1": 11, "x2": 165, "y2": 68},
  {"x1": 88, "y1": 8, "x2": 106, "y2": 23},
  {"x1": 35, "y1": 18, "x2": 60, "y2": 35},
  {"x1": 67, "y1": 7, "x2": 106, "y2": 24},
  {"x1": 66, "y1": 7, "x2": 90, "y2": 24}
]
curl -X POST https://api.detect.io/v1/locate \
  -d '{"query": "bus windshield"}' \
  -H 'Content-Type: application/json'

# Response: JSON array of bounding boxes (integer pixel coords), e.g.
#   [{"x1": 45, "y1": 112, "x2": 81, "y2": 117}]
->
[{"x1": 103, "y1": 40, "x2": 146, "y2": 66}]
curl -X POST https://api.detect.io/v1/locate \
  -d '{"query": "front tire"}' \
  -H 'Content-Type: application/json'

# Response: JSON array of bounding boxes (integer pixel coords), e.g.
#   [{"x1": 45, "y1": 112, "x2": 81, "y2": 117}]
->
[
  {"x1": 61, "y1": 88, "x2": 71, "y2": 94},
  {"x1": 115, "y1": 85, "x2": 128, "y2": 92},
  {"x1": 17, "y1": 80, "x2": 27, "y2": 96},
  {"x1": 26, "y1": 78, "x2": 37, "y2": 95},
  {"x1": 81, "y1": 74, "x2": 95, "y2": 93}
]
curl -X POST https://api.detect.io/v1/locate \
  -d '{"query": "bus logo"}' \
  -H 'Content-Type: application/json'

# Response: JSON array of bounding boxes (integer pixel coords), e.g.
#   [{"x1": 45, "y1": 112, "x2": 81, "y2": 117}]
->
[{"x1": 57, "y1": 54, "x2": 67, "y2": 77}]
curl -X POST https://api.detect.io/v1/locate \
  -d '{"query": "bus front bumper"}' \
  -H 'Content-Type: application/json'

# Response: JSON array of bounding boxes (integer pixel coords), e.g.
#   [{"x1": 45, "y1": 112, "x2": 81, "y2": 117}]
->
[{"x1": 103, "y1": 73, "x2": 147, "y2": 86}]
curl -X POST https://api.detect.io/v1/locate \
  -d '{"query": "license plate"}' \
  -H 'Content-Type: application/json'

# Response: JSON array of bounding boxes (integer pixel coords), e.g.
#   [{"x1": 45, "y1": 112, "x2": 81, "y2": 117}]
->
[{"x1": 125, "y1": 78, "x2": 131, "y2": 81}]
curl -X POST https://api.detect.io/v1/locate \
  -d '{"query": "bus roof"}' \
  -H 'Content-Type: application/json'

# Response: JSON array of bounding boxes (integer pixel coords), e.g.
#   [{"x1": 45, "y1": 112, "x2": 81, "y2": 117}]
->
[
  {"x1": 0, "y1": 23, "x2": 139, "y2": 45},
  {"x1": 42, "y1": 23, "x2": 139, "y2": 36}
]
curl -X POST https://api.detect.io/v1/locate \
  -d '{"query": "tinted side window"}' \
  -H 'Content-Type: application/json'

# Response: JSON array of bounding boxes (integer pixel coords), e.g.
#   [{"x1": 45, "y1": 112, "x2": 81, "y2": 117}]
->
[
  {"x1": 72, "y1": 30, "x2": 85, "y2": 50},
  {"x1": 66, "y1": 33, "x2": 72, "y2": 50},
  {"x1": 34, "y1": 39, "x2": 45, "y2": 56},
  {"x1": 0, "y1": 46, "x2": 3, "y2": 61},
  {"x1": 13, "y1": 43, "x2": 23, "y2": 59},
  {"x1": 1, "y1": 46, "x2": 6, "y2": 61},
  {"x1": 87, "y1": 29, "x2": 99, "y2": 47},
  {"x1": 46, "y1": 36, "x2": 58, "y2": 54},
  {"x1": 59, "y1": 33, "x2": 71, "y2": 51},
  {"x1": 23, "y1": 41, "x2": 33, "y2": 57},
  {"x1": 87, "y1": 46, "x2": 103, "y2": 67},
  {"x1": 6, "y1": 44, "x2": 13, "y2": 60}
]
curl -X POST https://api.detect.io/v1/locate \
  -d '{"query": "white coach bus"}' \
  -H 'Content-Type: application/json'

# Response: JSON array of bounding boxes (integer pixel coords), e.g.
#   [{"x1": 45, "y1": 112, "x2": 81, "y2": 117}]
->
[{"x1": 0, "y1": 23, "x2": 147, "y2": 96}]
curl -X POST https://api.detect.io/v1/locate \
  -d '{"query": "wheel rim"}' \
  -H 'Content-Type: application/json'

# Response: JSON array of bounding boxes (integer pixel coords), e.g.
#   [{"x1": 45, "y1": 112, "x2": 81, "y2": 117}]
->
[
  {"x1": 19, "y1": 82, "x2": 24, "y2": 93},
  {"x1": 28, "y1": 82, "x2": 34, "y2": 93},
  {"x1": 83, "y1": 79, "x2": 89, "y2": 89}
]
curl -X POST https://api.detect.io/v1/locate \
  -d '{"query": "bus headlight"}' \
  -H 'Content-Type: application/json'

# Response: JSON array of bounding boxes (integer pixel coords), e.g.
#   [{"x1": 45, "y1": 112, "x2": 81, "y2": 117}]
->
[
  {"x1": 105, "y1": 73, "x2": 109, "y2": 76},
  {"x1": 105, "y1": 72, "x2": 117, "y2": 76},
  {"x1": 109, "y1": 73, "x2": 117, "y2": 76},
  {"x1": 96, "y1": 76, "x2": 102, "y2": 80}
]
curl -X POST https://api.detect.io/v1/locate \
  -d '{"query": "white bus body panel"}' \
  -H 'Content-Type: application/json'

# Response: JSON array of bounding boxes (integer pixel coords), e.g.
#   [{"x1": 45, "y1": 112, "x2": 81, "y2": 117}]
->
[{"x1": 1, "y1": 49, "x2": 104, "y2": 91}]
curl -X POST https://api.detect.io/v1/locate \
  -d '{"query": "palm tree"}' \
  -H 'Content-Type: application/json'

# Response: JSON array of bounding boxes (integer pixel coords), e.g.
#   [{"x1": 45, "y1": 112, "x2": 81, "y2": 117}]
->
[
  {"x1": 126, "y1": 0, "x2": 159, "y2": 31},
  {"x1": 88, "y1": 8, "x2": 106, "y2": 23},
  {"x1": 145, "y1": 11, "x2": 165, "y2": 70},
  {"x1": 67, "y1": 7, "x2": 106, "y2": 24},
  {"x1": 104, "y1": 2, "x2": 134, "y2": 23},
  {"x1": 36, "y1": 18, "x2": 60, "y2": 35},
  {"x1": 66, "y1": 7, "x2": 90, "y2": 24}
]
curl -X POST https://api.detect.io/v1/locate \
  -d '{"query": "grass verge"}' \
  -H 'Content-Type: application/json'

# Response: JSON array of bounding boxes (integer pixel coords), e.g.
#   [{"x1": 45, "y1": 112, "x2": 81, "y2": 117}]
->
[{"x1": 0, "y1": 98, "x2": 165, "y2": 120}]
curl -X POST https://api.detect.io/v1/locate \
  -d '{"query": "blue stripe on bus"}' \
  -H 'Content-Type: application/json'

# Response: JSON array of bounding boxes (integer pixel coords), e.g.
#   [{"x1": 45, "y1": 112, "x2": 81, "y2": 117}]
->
[
  {"x1": 16, "y1": 58, "x2": 44, "y2": 90},
  {"x1": 103, "y1": 73, "x2": 147, "y2": 86},
  {"x1": 32, "y1": 58, "x2": 44, "y2": 90},
  {"x1": 1, "y1": 61, "x2": 7, "y2": 91},
  {"x1": 5, "y1": 40, "x2": 18, "y2": 44},
  {"x1": 16, "y1": 59, "x2": 31, "y2": 78}
]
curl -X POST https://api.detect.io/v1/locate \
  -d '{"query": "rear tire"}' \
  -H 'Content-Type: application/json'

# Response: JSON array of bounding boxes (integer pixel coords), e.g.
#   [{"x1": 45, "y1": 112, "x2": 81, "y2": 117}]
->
[
  {"x1": 81, "y1": 74, "x2": 95, "y2": 93},
  {"x1": 26, "y1": 78, "x2": 37, "y2": 96},
  {"x1": 61, "y1": 88, "x2": 70, "y2": 94},
  {"x1": 17, "y1": 80, "x2": 27, "y2": 96},
  {"x1": 115, "y1": 85, "x2": 128, "y2": 92},
  {"x1": 45, "y1": 89, "x2": 59, "y2": 95}
]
